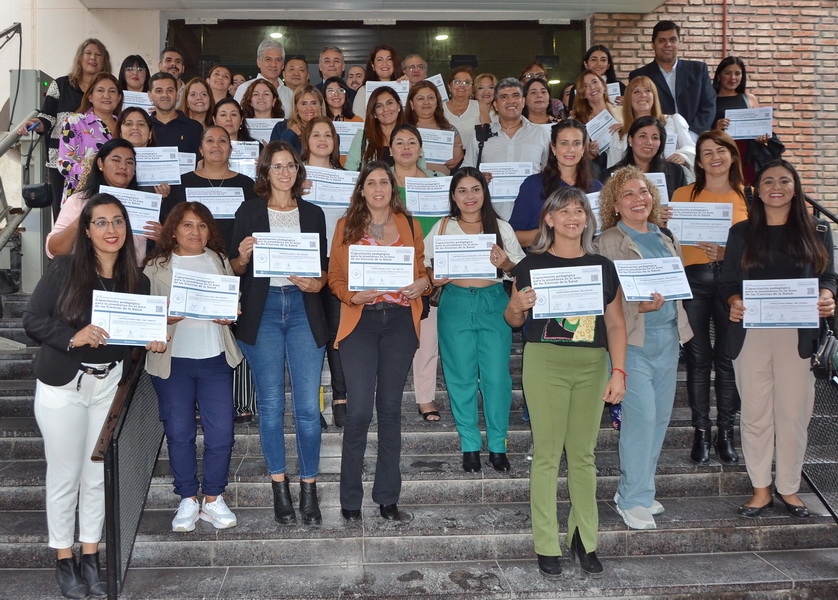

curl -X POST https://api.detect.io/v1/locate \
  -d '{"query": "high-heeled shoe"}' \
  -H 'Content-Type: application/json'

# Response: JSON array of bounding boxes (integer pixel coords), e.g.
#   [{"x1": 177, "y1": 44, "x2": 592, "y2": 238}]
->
[
  {"x1": 271, "y1": 479, "x2": 296, "y2": 525},
  {"x1": 690, "y1": 427, "x2": 712, "y2": 464},
  {"x1": 536, "y1": 554, "x2": 562, "y2": 580},
  {"x1": 55, "y1": 556, "x2": 88, "y2": 599},
  {"x1": 299, "y1": 481, "x2": 322, "y2": 526},
  {"x1": 462, "y1": 451, "x2": 481, "y2": 473},
  {"x1": 715, "y1": 428, "x2": 739, "y2": 464},
  {"x1": 80, "y1": 551, "x2": 107, "y2": 597},
  {"x1": 775, "y1": 492, "x2": 810, "y2": 518},
  {"x1": 569, "y1": 529, "x2": 603, "y2": 577}
]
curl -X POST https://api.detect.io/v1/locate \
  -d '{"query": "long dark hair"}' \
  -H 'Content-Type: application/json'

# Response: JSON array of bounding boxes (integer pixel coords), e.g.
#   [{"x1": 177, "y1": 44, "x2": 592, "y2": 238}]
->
[
  {"x1": 118, "y1": 55, "x2": 150, "y2": 92},
  {"x1": 742, "y1": 159, "x2": 829, "y2": 273},
  {"x1": 77, "y1": 72, "x2": 123, "y2": 114},
  {"x1": 405, "y1": 81, "x2": 453, "y2": 130},
  {"x1": 322, "y1": 76, "x2": 356, "y2": 120},
  {"x1": 616, "y1": 116, "x2": 667, "y2": 171},
  {"x1": 692, "y1": 130, "x2": 745, "y2": 202},
  {"x1": 362, "y1": 87, "x2": 405, "y2": 165},
  {"x1": 581, "y1": 45, "x2": 619, "y2": 84},
  {"x1": 713, "y1": 56, "x2": 748, "y2": 95},
  {"x1": 253, "y1": 141, "x2": 307, "y2": 199},
  {"x1": 522, "y1": 78, "x2": 555, "y2": 120},
  {"x1": 342, "y1": 160, "x2": 407, "y2": 245},
  {"x1": 58, "y1": 194, "x2": 141, "y2": 326},
  {"x1": 79, "y1": 138, "x2": 138, "y2": 197},
  {"x1": 542, "y1": 119, "x2": 594, "y2": 198},
  {"x1": 145, "y1": 202, "x2": 227, "y2": 267},
  {"x1": 300, "y1": 116, "x2": 344, "y2": 169},
  {"x1": 448, "y1": 167, "x2": 506, "y2": 268},
  {"x1": 213, "y1": 98, "x2": 255, "y2": 142},
  {"x1": 116, "y1": 107, "x2": 157, "y2": 147},
  {"x1": 364, "y1": 44, "x2": 404, "y2": 82}
]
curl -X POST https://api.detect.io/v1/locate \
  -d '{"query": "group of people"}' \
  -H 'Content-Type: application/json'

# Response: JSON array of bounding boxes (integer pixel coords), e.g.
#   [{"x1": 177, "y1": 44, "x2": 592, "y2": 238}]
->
[{"x1": 20, "y1": 17, "x2": 830, "y2": 598}]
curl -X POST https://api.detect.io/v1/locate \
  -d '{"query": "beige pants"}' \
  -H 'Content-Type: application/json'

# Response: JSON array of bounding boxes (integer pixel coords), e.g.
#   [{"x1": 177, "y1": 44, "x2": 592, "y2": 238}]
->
[
  {"x1": 412, "y1": 303, "x2": 439, "y2": 406},
  {"x1": 732, "y1": 328, "x2": 815, "y2": 495}
]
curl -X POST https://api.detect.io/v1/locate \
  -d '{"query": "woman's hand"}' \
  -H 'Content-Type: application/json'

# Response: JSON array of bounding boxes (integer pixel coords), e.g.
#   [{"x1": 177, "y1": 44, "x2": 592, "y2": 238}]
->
[
  {"x1": 696, "y1": 241, "x2": 725, "y2": 262},
  {"x1": 17, "y1": 118, "x2": 43, "y2": 136},
  {"x1": 481, "y1": 171, "x2": 494, "y2": 184},
  {"x1": 153, "y1": 183, "x2": 172, "y2": 198},
  {"x1": 143, "y1": 221, "x2": 162, "y2": 241},
  {"x1": 237, "y1": 236, "x2": 257, "y2": 265},
  {"x1": 289, "y1": 275, "x2": 325, "y2": 293},
  {"x1": 398, "y1": 277, "x2": 430, "y2": 301},
  {"x1": 349, "y1": 289, "x2": 381, "y2": 305},
  {"x1": 755, "y1": 133, "x2": 771, "y2": 145},
  {"x1": 667, "y1": 153, "x2": 686, "y2": 165},
  {"x1": 602, "y1": 370, "x2": 626, "y2": 405},
  {"x1": 588, "y1": 141, "x2": 601, "y2": 158},
  {"x1": 657, "y1": 204, "x2": 673, "y2": 228},
  {"x1": 489, "y1": 243, "x2": 513, "y2": 271},
  {"x1": 729, "y1": 297, "x2": 745, "y2": 322},
  {"x1": 71, "y1": 324, "x2": 110, "y2": 349},
  {"x1": 167, "y1": 315, "x2": 185, "y2": 325},
  {"x1": 715, "y1": 118, "x2": 730, "y2": 131},
  {"x1": 818, "y1": 290, "x2": 836, "y2": 318},
  {"x1": 638, "y1": 292, "x2": 665, "y2": 313},
  {"x1": 607, "y1": 122, "x2": 621, "y2": 135},
  {"x1": 146, "y1": 339, "x2": 168, "y2": 353},
  {"x1": 212, "y1": 318, "x2": 236, "y2": 325},
  {"x1": 614, "y1": 95, "x2": 624, "y2": 106},
  {"x1": 510, "y1": 285, "x2": 536, "y2": 313},
  {"x1": 301, "y1": 179, "x2": 313, "y2": 196}
]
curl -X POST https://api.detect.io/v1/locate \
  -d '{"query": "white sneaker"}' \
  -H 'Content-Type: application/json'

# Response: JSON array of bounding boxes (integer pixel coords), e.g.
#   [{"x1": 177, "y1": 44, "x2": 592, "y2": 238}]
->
[
  {"x1": 526, "y1": 444, "x2": 534, "y2": 462},
  {"x1": 616, "y1": 503, "x2": 657, "y2": 530},
  {"x1": 172, "y1": 497, "x2": 200, "y2": 532},
  {"x1": 200, "y1": 495, "x2": 237, "y2": 529},
  {"x1": 614, "y1": 492, "x2": 664, "y2": 516}
]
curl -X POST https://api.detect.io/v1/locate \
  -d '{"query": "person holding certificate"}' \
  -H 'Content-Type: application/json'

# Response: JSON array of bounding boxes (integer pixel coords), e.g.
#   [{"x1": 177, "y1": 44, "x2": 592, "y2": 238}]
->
[
  {"x1": 271, "y1": 84, "x2": 327, "y2": 154},
  {"x1": 178, "y1": 78, "x2": 215, "y2": 128},
  {"x1": 24, "y1": 193, "x2": 167, "y2": 600},
  {"x1": 327, "y1": 161, "x2": 431, "y2": 522},
  {"x1": 721, "y1": 159, "x2": 837, "y2": 518},
  {"x1": 144, "y1": 202, "x2": 243, "y2": 533},
  {"x1": 572, "y1": 70, "x2": 622, "y2": 166},
  {"x1": 522, "y1": 78, "x2": 560, "y2": 125},
  {"x1": 443, "y1": 67, "x2": 482, "y2": 150},
  {"x1": 505, "y1": 187, "x2": 626, "y2": 578},
  {"x1": 229, "y1": 141, "x2": 328, "y2": 526},
  {"x1": 213, "y1": 98, "x2": 257, "y2": 143},
  {"x1": 118, "y1": 55, "x2": 149, "y2": 93},
  {"x1": 116, "y1": 107, "x2": 156, "y2": 148},
  {"x1": 350, "y1": 44, "x2": 405, "y2": 120},
  {"x1": 510, "y1": 119, "x2": 603, "y2": 248},
  {"x1": 241, "y1": 79, "x2": 285, "y2": 119},
  {"x1": 424, "y1": 168, "x2": 525, "y2": 472},
  {"x1": 671, "y1": 130, "x2": 750, "y2": 466},
  {"x1": 322, "y1": 77, "x2": 361, "y2": 122},
  {"x1": 345, "y1": 86, "x2": 406, "y2": 171},
  {"x1": 405, "y1": 80, "x2": 464, "y2": 175},
  {"x1": 594, "y1": 166, "x2": 693, "y2": 530},
  {"x1": 47, "y1": 138, "x2": 161, "y2": 265}
]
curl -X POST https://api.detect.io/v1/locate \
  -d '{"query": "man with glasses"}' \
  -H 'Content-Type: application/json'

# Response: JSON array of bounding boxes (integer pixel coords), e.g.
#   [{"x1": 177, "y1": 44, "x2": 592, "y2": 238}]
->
[
  {"x1": 234, "y1": 39, "x2": 294, "y2": 115},
  {"x1": 402, "y1": 54, "x2": 429, "y2": 87}
]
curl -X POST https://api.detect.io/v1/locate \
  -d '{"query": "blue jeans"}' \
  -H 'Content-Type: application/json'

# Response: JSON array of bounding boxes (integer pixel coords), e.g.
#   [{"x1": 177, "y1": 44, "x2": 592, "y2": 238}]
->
[
  {"x1": 238, "y1": 286, "x2": 326, "y2": 480},
  {"x1": 152, "y1": 353, "x2": 235, "y2": 498},
  {"x1": 616, "y1": 325, "x2": 680, "y2": 510}
]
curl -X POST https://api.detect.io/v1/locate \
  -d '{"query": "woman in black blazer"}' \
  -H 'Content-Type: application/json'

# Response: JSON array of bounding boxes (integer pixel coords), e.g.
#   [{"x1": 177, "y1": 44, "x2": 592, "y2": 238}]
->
[{"x1": 229, "y1": 141, "x2": 328, "y2": 527}]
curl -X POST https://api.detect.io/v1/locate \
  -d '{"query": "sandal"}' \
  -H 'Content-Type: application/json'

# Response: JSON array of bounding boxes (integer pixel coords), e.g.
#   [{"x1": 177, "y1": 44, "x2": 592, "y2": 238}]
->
[{"x1": 418, "y1": 403, "x2": 441, "y2": 421}]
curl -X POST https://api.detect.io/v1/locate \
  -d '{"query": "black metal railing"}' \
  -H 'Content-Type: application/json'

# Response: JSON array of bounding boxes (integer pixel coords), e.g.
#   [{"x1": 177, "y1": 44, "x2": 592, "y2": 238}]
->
[{"x1": 92, "y1": 349, "x2": 164, "y2": 599}]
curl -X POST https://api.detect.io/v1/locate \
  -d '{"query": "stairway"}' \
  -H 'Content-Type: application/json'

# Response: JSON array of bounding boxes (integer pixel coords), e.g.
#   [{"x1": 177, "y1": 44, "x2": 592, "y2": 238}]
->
[{"x1": 1, "y1": 290, "x2": 837, "y2": 599}]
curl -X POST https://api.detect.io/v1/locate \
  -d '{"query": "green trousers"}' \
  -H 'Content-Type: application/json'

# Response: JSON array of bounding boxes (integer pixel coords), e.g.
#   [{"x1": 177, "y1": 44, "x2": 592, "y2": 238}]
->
[
  {"x1": 524, "y1": 342, "x2": 607, "y2": 556},
  {"x1": 437, "y1": 283, "x2": 512, "y2": 453}
]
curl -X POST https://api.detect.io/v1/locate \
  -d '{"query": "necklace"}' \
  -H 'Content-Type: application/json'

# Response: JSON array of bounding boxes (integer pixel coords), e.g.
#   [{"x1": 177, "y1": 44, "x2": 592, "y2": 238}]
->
[
  {"x1": 548, "y1": 247, "x2": 586, "y2": 259},
  {"x1": 96, "y1": 273, "x2": 113, "y2": 292},
  {"x1": 369, "y1": 212, "x2": 392, "y2": 241},
  {"x1": 500, "y1": 121, "x2": 522, "y2": 132},
  {"x1": 199, "y1": 168, "x2": 230, "y2": 188},
  {"x1": 458, "y1": 216, "x2": 482, "y2": 224}
]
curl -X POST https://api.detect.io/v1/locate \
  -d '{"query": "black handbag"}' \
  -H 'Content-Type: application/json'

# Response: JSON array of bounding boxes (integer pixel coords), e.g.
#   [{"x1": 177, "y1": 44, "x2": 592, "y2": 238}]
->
[
  {"x1": 811, "y1": 319, "x2": 838, "y2": 380},
  {"x1": 22, "y1": 182, "x2": 52, "y2": 209}
]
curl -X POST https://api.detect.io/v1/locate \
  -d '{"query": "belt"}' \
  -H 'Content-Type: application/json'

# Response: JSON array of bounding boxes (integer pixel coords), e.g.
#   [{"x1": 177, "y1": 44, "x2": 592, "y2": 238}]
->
[
  {"x1": 363, "y1": 302, "x2": 405, "y2": 311},
  {"x1": 76, "y1": 361, "x2": 119, "y2": 391}
]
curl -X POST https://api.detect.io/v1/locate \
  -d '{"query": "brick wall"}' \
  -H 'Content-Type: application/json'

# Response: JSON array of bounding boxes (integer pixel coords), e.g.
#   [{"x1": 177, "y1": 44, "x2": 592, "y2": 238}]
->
[{"x1": 591, "y1": 0, "x2": 838, "y2": 210}]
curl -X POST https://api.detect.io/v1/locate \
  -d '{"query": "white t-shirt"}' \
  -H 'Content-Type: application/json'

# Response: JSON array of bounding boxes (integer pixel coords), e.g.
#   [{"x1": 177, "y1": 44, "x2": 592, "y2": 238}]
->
[{"x1": 169, "y1": 252, "x2": 224, "y2": 359}]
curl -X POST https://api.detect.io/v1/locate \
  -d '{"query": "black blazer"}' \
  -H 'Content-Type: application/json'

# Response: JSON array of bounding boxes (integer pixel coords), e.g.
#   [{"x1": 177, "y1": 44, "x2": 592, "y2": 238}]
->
[
  {"x1": 629, "y1": 59, "x2": 716, "y2": 136},
  {"x1": 23, "y1": 256, "x2": 147, "y2": 386},
  {"x1": 229, "y1": 197, "x2": 329, "y2": 347}
]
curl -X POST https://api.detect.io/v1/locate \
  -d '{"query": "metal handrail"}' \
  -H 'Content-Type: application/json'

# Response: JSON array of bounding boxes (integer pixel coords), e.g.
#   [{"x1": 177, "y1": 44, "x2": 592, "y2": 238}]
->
[
  {"x1": 805, "y1": 195, "x2": 838, "y2": 228},
  {"x1": 0, "y1": 110, "x2": 40, "y2": 251}
]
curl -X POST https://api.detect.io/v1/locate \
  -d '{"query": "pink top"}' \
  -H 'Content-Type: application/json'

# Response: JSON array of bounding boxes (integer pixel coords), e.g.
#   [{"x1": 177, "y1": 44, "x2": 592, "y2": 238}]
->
[{"x1": 58, "y1": 109, "x2": 113, "y2": 200}]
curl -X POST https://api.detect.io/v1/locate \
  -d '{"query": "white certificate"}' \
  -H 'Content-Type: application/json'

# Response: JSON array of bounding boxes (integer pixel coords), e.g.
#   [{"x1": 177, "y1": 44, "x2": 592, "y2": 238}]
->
[
  {"x1": 135, "y1": 146, "x2": 182, "y2": 186},
  {"x1": 481, "y1": 162, "x2": 534, "y2": 221},
  {"x1": 348, "y1": 245, "x2": 414, "y2": 291},
  {"x1": 333, "y1": 121, "x2": 364, "y2": 156},
  {"x1": 364, "y1": 81, "x2": 410, "y2": 110},
  {"x1": 664, "y1": 132, "x2": 678, "y2": 159},
  {"x1": 586, "y1": 192, "x2": 603, "y2": 234},
  {"x1": 99, "y1": 185, "x2": 161, "y2": 235},
  {"x1": 418, "y1": 128, "x2": 455, "y2": 163},
  {"x1": 645, "y1": 172, "x2": 669, "y2": 204},
  {"x1": 614, "y1": 257, "x2": 693, "y2": 301},
  {"x1": 585, "y1": 109, "x2": 618, "y2": 153},
  {"x1": 530, "y1": 265, "x2": 604, "y2": 319},
  {"x1": 91, "y1": 290, "x2": 168, "y2": 346},
  {"x1": 607, "y1": 82, "x2": 621, "y2": 102},
  {"x1": 433, "y1": 234, "x2": 496, "y2": 280},
  {"x1": 743, "y1": 278, "x2": 819, "y2": 329},
  {"x1": 246, "y1": 118, "x2": 284, "y2": 144},
  {"x1": 230, "y1": 141, "x2": 259, "y2": 179},
  {"x1": 121, "y1": 91, "x2": 154, "y2": 114},
  {"x1": 726, "y1": 107, "x2": 773, "y2": 140},
  {"x1": 404, "y1": 176, "x2": 453, "y2": 217},
  {"x1": 168, "y1": 268, "x2": 240, "y2": 321},
  {"x1": 306, "y1": 166, "x2": 358, "y2": 206},
  {"x1": 178, "y1": 153, "x2": 196, "y2": 175},
  {"x1": 252, "y1": 232, "x2": 322, "y2": 278},
  {"x1": 668, "y1": 202, "x2": 733, "y2": 245},
  {"x1": 427, "y1": 73, "x2": 450, "y2": 102},
  {"x1": 185, "y1": 187, "x2": 245, "y2": 220}
]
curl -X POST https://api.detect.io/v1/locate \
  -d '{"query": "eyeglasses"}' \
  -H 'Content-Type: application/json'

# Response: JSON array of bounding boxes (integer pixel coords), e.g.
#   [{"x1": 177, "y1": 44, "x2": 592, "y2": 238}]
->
[
  {"x1": 452, "y1": 79, "x2": 473, "y2": 86},
  {"x1": 325, "y1": 88, "x2": 346, "y2": 96},
  {"x1": 125, "y1": 67, "x2": 146, "y2": 73},
  {"x1": 91, "y1": 218, "x2": 127, "y2": 230},
  {"x1": 405, "y1": 64, "x2": 427, "y2": 72},
  {"x1": 269, "y1": 163, "x2": 299, "y2": 173},
  {"x1": 522, "y1": 72, "x2": 547, "y2": 80}
]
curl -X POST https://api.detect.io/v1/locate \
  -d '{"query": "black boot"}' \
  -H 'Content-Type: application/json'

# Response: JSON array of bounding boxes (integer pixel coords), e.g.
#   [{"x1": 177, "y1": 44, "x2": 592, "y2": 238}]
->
[
  {"x1": 299, "y1": 481, "x2": 322, "y2": 526},
  {"x1": 690, "y1": 427, "x2": 712, "y2": 464},
  {"x1": 570, "y1": 529, "x2": 603, "y2": 577},
  {"x1": 55, "y1": 556, "x2": 88, "y2": 599},
  {"x1": 271, "y1": 479, "x2": 296, "y2": 525},
  {"x1": 80, "y1": 551, "x2": 107, "y2": 597},
  {"x1": 536, "y1": 554, "x2": 562, "y2": 579},
  {"x1": 715, "y1": 427, "x2": 739, "y2": 464}
]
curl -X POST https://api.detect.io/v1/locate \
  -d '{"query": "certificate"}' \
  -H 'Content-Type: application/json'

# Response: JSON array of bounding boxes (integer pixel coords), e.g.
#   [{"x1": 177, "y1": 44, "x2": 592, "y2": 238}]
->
[
  {"x1": 663, "y1": 132, "x2": 678, "y2": 159},
  {"x1": 91, "y1": 290, "x2": 167, "y2": 346},
  {"x1": 645, "y1": 172, "x2": 669, "y2": 203},
  {"x1": 364, "y1": 80, "x2": 410, "y2": 109},
  {"x1": 481, "y1": 162, "x2": 534, "y2": 221},
  {"x1": 121, "y1": 91, "x2": 154, "y2": 114},
  {"x1": 668, "y1": 202, "x2": 733, "y2": 245},
  {"x1": 168, "y1": 268, "x2": 240, "y2": 321},
  {"x1": 585, "y1": 109, "x2": 618, "y2": 153},
  {"x1": 418, "y1": 128, "x2": 455, "y2": 163},
  {"x1": 426, "y1": 73, "x2": 450, "y2": 102},
  {"x1": 726, "y1": 107, "x2": 773, "y2": 140},
  {"x1": 246, "y1": 118, "x2": 284, "y2": 144},
  {"x1": 179, "y1": 152, "x2": 196, "y2": 175},
  {"x1": 333, "y1": 121, "x2": 364, "y2": 156},
  {"x1": 99, "y1": 185, "x2": 161, "y2": 235},
  {"x1": 607, "y1": 82, "x2": 621, "y2": 102},
  {"x1": 229, "y1": 141, "x2": 259, "y2": 179},
  {"x1": 135, "y1": 146, "x2": 182, "y2": 186},
  {"x1": 743, "y1": 278, "x2": 819, "y2": 329},
  {"x1": 586, "y1": 192, "x2": 603, "y2": 234},
  {"x1": 614, "y1": 257, "x2": 692, "y2": 301},
  {"x1": 252, "y1": 232, "x2": 322, "y2": 277},
  {"x1": 185, "y1": 187, "x2": 245, "y2": 219},
  {"x1": 404, "y1": 176, "x2": 453, "y2": 217},
  {"x1": 348, "y1": 245, "x2": 414, "y2": 291},
  {"x1": 433, "y1": 234, "x2": 496, "y2": 280},
  {"x1": 530, "y1": 265, "x2": 604, "y2": 319},
  {"x1": 305, "y1": 166, "x2": 358, "y2": 206}
]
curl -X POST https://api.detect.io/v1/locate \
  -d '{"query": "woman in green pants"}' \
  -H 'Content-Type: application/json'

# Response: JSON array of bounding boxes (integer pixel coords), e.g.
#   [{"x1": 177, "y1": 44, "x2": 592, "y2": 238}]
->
[
  {"x1": 505, "y1": 187, "x2": 626, "y2": 579},
  {"x1": 424, "y1": 168, "x2": 525, "y2": 472}
]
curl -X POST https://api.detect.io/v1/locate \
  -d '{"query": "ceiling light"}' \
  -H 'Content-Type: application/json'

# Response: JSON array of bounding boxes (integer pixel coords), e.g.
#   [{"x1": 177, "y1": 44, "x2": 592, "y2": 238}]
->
[
  {"x1": 435, "y1": 34, "x2": 449, "y2": 41},
  {"x1": 270, "y1": 32, "x2": 283, "y2": 39},
  {"x1": 547, "y1": 79, "x2": 561, "y2": 85}
]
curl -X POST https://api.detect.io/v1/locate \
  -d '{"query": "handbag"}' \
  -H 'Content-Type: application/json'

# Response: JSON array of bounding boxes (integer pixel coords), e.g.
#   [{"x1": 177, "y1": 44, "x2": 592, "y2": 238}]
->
[
  {"x1": 811, "y1": 318, "x2": 838, "y2": 380},
  {"x1": 22, "y1": 182, "x2": 52, "y2": 209}
]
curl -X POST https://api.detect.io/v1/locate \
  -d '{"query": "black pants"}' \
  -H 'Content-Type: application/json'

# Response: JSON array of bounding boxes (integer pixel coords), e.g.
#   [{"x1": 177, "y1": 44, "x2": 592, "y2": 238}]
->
[
  {"x1": 49, "y1": 167, "x2": 64, "y2": 221},
  {"x1": 320, "y1": 286, "x2": 347, "y2": 401},
  {"x1": 682, "y1": 263, "x2": 740, "y2": 429}
]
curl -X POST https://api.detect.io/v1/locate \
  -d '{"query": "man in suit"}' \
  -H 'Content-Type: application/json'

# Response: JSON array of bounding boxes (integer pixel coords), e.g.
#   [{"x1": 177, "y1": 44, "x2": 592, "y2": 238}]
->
[{"x1": 629, "y1": 20, "x2": 715, "y2": 139}]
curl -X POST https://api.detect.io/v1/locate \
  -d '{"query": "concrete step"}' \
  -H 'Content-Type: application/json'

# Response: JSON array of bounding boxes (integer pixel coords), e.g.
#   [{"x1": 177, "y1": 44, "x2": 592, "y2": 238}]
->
[
  {"x1": 0, "y1": 348, "x2": 36, "y2": 380},
  {"x1": 0, "y1": 293, "x2": 30, "y2": 320}
]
